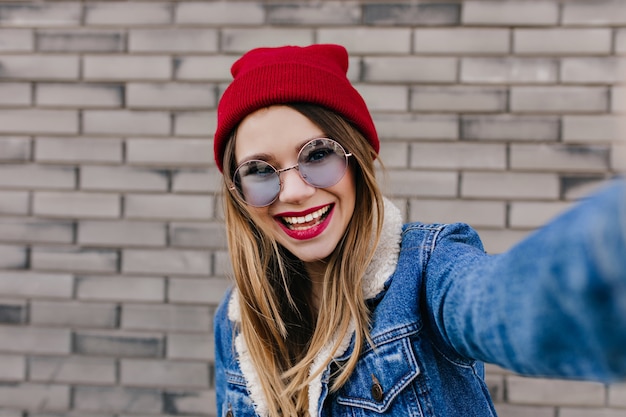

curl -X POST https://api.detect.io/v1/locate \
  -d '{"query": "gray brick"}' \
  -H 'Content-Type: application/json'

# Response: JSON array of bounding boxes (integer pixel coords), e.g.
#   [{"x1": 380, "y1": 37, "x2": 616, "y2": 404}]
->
[
  {"x1": 268, "y1": 2, "x2": 359, "y2": 25},
  {"x1": 475, "y1": 228, "x2": 532, "y2": 254},
  {"x1": 174, "y1": 111, "x2": 216, "y2": 136},
  {"x1": 510, "y1": 201, "x2": 574, "y2": 229},
  {"x1": 37, "y1": 83, "x2": 124, "y2": 108},
  {"x1": 35, "y1": 137, "x2": 122, "y2": 163},
  {"x1": 0, "y1": 299, "x2": 27, "y2": 324},
  {"x1": 378, "y1": 142, "x2": 409, "y2": 169},
  {"x1": 414, "y1": 28, "x2": 509, "y2": 54},
  {"x1": 0, "y1": 410, "x2": 22, "y2": 417},
  {"x1": 171, "y1": 169, "x2": 221, "y2": 193},
  {"x1": 130, "y1": 29, "x2": 217, "y2": 53},
  {"x1": 127, "y1": 83, "x2": 216, "y2": 109},
  {"x1": 0, "y1": 190, "x2": 29, "y2": 215},
  {"x1": 31, "y1": 247, "x2": 118, "y2": 273},
  {"x1": 81, "y1": 165, "x2": 168, "y2": 192},
  {"x1": 176, "y1": 1, "x2": 264, "y2": 25},
  {"x1": 34, "y1": 192, "x2": 120, "y2": 218},
  {"x1": 0, "y1": 136, "x2": 31, "y2": 160},
  {"x1": 174, "y1": 56, "x2": 235, "y2": 81},
  {"x1": 612, "y1": 86, "x2": 626, "y2": 113},
  {"x1": 170, "y1": 222, "x2": 227, "y2": 249},
  {"x1": 0, "y1": 55, "x2": 79, "y2": 80},
  {"x1": 76, "y1": 276, "x2": 165, "y2": 302},
  {"x1": 560, "y1": 408, "x2": 626, "y2": 417},
  {"x1": 462, "y1": 1, "x2": 559, "y2": 25},
  {"x1": 511, "y1": 86, "x2": 609, "y2": 113},
  {"x1": 167, "y1": 333, "x2": 213, "y2": 361},
  {"x1": 514, "y1": 29, "x2": 611, "y2": 55},
  {"x1": 0, "y1": 217, "x2": 74, "y2": 244},
  {"x1": 318, "y1": 28, "x2": 411, "y2": 54},
  {"x1": 0, "y1": 354, "x2": 25, "y2": 380},
  {"x1": 510, "y1": 144, "x2": 610, "y2": 173},
  {"x1": 79, "y1": 220, "x2": 166, "y2": 247},
  {"x1": 221, "y1": 28, "x2": 314, "y2": 53},
  {"x1": 0, "y1": 28, "x2": 32, "y2": 51},
  {"x1": 561, "y1": 176, "x2": 608, "y2": 200},
  {"x1": 507, "y1": 375, "x2": 604, "y2": 406},
  {"x1": 461, "y1": 115, "x2": 559, "y2": 141},
  {"x1": 31, "y1": 300, "x2": 118, "y2": 328},
  {"x1": 494, "y1": 404, "x2": 556, "y2": 417},
  {"x1": 411, "y1": 86, "x2": 507, "y2": 113},
  {"x1": 561, "y1": 58, "x2": 626, "y2": 84},
  {"x1": 73, "y1": 330, "x2": 164, "y2": 358},
  {"x1": 461, "y1": 58, "x2": 558, "y2": 84},
  {"x1": 0, "y1": 83, "x2": 30, "y2": 105},
  {"x1": 0, "y1": 271, "x2": 67, "y2": 299},
  {"x1": 84, "y1": 55, "x2": 172, "y2": 81},
  {"x1": 125, "y1": 194, "x2": 213, "y2": 221},
  {"x1": 0, "y1": 109, "x2": 78, "y2": 134},
  {"x1": 121, "y1": 304, "x2": 211, "y2": 332},
  {"x1": 168, "y1": 277, "x2": 230, "y2": 304},
  {"x1": 163, "y1": 389, "x2": 215, "y2": 415},
  {"x1": 74, "y1": 386, "x2": 162, "y2": 414},
  {"x1": 0, "y1": 383, "x2": 69, "y2": 410},
  {"x1": 617, "y1": 29, "x2": 626, "y2": 54},
  {"x1": 410, "y1": 142, "x2": 506, "y2": 170},
  {"x1": 386, "y1": 170, "x2": 457, "y2": 197},
  {"x1": 30, "y1": 356, "x2": 116, "y2": 384},
  {"x1": 0, "y1": 165, "x2": 74, "y2": 189},
  {"x1": 614, "y1": 144, "x2": 626, "y2": 172},
  {"x1": 373, "y1": 114, "x2": 458, "y2": 140},
  {"x1": 214, "y1": 250, "x2": 233, "y2": 277},
  {"x1": 563, "y1": 115, "x2": 620, "y2": 143},
  {"x1": 363, "y1": 56, "x2": 457, "y2": 83},
  {"x1": 85, "y1": 2, "x2": 172, "y2": 25},
  {"x1": 0, "y1": 326, "x2": 70, "y2": 354},
  {"x1": 363, "y1": 3, "x2": 460, "y2": 26},
  {"x1": 84, "y1": 110, "x2": 170, "y2": 136},
  {"x1": 356, "y1": 84, "x2": 408, "y2": 112},
  {"x1": 121, "y1": 359, "x2": 209, "y2": 388},
  {"x1": 608, "y1": 384, "x2": 626, "y2": 407},
  {"x1": 462, "y1": 172, "x2": 559, "y2": 200},
  {"x1": 0, "y1": 244, "x2": 27, "y2": 269},
  {"x1": 0, "y1": 2, "x2": 81, "y2": 27},
  {"x1": 563, "y1": 0, "x2": 626, "y2": 25},
  {"x1": 37, "y1": 29, "x2": 125, "y2": 52},
  {"x1": 122, "y1": 248, "x2": 210, "y2": 276}
]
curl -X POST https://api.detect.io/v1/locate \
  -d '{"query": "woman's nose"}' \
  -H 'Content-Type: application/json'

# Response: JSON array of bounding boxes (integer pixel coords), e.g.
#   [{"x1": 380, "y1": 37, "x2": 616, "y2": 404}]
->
[{"x1": 277, "y1": 167, "x2": 316, "y2": 204}]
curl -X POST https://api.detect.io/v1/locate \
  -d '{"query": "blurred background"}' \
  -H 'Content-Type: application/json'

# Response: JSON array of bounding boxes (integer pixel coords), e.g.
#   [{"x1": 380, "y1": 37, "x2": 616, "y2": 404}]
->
[{"x1": 0, "y1": 0, "x2": 625, "y2": 416}]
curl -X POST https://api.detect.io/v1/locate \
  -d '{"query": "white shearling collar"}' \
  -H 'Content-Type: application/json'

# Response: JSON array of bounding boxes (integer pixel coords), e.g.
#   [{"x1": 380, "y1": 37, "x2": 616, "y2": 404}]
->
[{"x1": 227, "y1": 198, "x2": 404, "y2": 417}]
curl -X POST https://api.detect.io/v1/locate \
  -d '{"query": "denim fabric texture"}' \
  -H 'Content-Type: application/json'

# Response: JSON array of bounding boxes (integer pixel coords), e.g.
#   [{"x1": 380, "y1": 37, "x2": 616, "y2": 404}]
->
[{"x1": 214, "y1": 179, "x2": 626, "y2": 417}]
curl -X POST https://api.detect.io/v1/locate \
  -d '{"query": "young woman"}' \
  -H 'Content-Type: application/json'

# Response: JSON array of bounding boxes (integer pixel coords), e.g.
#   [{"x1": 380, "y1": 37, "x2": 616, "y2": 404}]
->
[{"x1": 213, "y1": 44, "x2": 626, "y2": 417}]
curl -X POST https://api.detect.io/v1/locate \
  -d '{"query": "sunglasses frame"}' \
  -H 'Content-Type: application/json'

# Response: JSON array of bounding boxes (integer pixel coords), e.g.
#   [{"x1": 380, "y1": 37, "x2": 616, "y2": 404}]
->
[{"x1": 228, "y1": 137, "x2": 352, "y2": 207}]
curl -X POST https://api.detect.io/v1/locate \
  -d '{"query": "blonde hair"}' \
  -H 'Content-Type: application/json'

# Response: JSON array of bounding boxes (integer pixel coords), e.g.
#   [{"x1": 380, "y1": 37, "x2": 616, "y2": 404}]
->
[{"x1": 221, "y1": 104, "x2": 384, "y2": 416}]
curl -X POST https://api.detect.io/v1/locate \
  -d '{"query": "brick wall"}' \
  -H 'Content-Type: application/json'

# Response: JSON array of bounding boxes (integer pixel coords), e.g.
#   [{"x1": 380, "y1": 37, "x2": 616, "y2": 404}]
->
[{"x1": 0, "y1": 1, "x2": 624, "y2": 416}]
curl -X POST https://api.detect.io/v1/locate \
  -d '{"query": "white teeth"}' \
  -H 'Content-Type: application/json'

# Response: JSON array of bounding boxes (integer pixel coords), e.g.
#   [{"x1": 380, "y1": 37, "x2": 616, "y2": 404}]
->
[{"x1": 282, "y1": 205, "x2": 330, "y2": 228}]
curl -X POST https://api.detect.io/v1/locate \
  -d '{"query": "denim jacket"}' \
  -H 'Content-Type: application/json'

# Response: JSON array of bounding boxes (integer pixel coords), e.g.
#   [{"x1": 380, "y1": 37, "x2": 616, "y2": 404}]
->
[{"x1": 214, "y1": 180, "x2": 626, "y2": 417}]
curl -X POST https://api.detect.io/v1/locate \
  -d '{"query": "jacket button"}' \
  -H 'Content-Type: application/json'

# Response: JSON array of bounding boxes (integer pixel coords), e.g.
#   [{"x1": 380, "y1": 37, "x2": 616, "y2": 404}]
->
[{"x1": 371, "y1": 374, "x2": 384, "y2": 402}]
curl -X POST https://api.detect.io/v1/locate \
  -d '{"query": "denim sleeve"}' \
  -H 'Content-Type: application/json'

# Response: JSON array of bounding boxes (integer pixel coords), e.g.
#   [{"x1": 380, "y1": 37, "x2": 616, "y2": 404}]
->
[
  {"x1": 214, "y1": 287, "x2": 234, "y2": 413},
  {"x1": 424, "y1": 179, "x2": 626, "y2": 382}
]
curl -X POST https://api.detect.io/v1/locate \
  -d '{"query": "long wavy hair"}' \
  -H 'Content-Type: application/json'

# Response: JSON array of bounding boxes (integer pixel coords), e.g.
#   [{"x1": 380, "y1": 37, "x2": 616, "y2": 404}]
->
[{"x1": 221, "y1": 103, "x2": 385, "y2": 416}]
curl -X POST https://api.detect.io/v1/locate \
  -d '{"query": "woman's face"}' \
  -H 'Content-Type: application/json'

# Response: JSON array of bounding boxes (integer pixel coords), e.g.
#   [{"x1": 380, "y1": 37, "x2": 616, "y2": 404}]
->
[{"x1": 234, "y1": 105, "x2": 356, "y2": 264}]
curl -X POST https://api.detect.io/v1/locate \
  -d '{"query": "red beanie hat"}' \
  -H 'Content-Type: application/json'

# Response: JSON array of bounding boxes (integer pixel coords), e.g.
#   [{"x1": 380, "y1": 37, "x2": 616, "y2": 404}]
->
[{"x1": 213, "y1": 44, "x2": 379, "y2": 172}]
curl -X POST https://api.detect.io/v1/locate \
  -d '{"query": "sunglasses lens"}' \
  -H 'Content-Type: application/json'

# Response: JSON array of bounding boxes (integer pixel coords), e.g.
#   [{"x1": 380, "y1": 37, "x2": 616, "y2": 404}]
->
[
  {"x1": 298, "y1": 138, "x2": 349, "y2": 188},
  {"x1": 233, "y1": 160, "x2": 280, "y2": 207}
]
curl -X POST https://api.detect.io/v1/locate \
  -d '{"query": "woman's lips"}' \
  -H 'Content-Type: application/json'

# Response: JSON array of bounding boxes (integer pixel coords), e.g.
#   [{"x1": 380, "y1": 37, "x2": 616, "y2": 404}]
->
[{"x1": 275, "y1": 204, "x2": 334, "y2": 240}]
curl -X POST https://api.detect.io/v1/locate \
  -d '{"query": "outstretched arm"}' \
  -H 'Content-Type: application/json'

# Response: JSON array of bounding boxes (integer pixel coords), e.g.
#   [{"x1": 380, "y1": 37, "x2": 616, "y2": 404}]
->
[{"x1": 424, "y1": 179, "x2": 626, "y2": 382}]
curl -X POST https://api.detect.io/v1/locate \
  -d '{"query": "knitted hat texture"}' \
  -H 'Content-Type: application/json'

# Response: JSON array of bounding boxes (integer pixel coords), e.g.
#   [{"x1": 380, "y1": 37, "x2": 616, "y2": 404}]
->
[{"x1": 213, "y1": 44, "x2": 379, "y2": 172}]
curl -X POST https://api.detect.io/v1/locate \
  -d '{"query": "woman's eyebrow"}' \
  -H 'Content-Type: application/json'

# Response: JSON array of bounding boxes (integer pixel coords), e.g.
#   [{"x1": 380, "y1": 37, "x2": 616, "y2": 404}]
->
[{"x1": 237, "y1": 152, "x2": 273, "y2": 165}]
